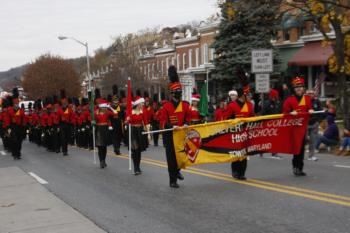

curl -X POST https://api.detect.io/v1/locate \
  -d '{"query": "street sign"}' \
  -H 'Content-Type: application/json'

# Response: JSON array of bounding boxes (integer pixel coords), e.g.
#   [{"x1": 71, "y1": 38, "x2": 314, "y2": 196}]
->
[
  {"x1": 251, "y1": 49, "x2": 273, "y2": 73},
  {"x1": 255, "y1": 73, "x2": 270, "y2": 93}
]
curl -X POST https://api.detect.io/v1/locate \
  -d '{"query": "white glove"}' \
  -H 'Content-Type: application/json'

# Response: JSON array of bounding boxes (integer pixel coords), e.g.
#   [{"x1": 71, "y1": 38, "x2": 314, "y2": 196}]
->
[
  {"x1": 108, "y1": 126, "x2": 113, "y2": 131},
  {"x1": 81, "y1": 128, "x2": 85, "y2": 132}
]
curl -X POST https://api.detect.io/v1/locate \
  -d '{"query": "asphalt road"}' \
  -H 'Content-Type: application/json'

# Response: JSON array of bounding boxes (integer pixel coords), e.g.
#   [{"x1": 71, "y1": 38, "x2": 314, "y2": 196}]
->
[{"x1": 1, "y1": 140, "x2": 350, "y2": 233}]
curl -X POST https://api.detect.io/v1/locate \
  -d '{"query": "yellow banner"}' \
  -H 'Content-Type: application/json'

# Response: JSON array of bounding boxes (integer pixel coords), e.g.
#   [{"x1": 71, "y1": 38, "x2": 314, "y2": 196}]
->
[{"x1": 173, "y1": 114, "x2": 309, "y2": 169}]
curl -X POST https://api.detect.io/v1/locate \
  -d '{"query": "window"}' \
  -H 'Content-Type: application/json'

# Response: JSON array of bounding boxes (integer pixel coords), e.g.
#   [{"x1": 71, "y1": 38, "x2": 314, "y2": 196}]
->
[
  {"x1": 176, "y1": 54, "x2": 180, "y2": 70},
  {"x1": 161, "y1": 60, "x2": 164, "y2": 76},
  {"x1": 195, "y1": 48, "x2": 199, "y2": 67},
  {"x1": 189, "y1": 49, "x2": 193, "y2": 68},
  {"x1": 203, "y1": 43, "x2": 209, "y2": 64},
  {"x1": 171, "y1": 57, "x2": 175, "y2": 66},
  {"x1": 166, "y1": 57, "x2": 169, "y2": 70},
  {"x1": 283, "y1": 30, "x2": 290, "y2": 41},
  {"x1": 144, "y1": 66, "x2": 146, "y2": 75},
  {"x1": 147, "y1": 64, "x2": 150, "y2": 79},
  {"x1": 183, "y1": 53, "x2": 187, "y2": 70},
  {"x1": 210, "y1": 48, "x2": 215, "y2": 62},
  {"x1": 152, "y1": 64, "x2": 155, "y2": 79}
]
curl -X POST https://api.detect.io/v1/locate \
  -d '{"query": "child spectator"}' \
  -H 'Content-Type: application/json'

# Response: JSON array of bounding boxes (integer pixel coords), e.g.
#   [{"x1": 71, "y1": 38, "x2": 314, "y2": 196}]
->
[
  {"x1": 315, "y1": 115, "x2": 339, "y2": 151},
  {"x1": 337, "y1": 128, "x2": 350, "y2": 156}
]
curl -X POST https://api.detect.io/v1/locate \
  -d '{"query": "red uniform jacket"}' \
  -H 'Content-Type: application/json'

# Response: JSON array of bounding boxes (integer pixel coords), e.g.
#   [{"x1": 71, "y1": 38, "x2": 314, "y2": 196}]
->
[
  {"x1": 57, "y1": 107, "x2": 76, "y2": 124},
  {"x1": 142, "y1": 106, "x2": 154, "y2": 125},
  {"x1": 282, "y1": 95, "x2": 312, "y2": 113},
  {"x1": 8, "y1": 107, "x2": 25, "y2": 126},
  {"x1": 225, "y1": 100, "x2": 255, "y2": 119},
  {"x1": 214, "y1": 108, "x2": 226, "y2": 122},
  {"x1": 188, "y1": 106, "x2": 202, "y2": 124},
  {"x1": 160, "y1": 100, "x2": 191, "y2": 128},
  {"x1": 1, "y1": 108, "x2": 11, "y2": 129},
  {"x1": 129, "y1": 110, "x2": 144, "y2": 125},
  {"x1": 94, "y1": 109, "x2": 112, "y2": 126}
]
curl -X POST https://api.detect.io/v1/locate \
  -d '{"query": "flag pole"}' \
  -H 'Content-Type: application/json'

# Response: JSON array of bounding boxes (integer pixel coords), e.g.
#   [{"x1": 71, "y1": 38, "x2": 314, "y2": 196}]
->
[
  {"x1": 93, "y1": 126, "x2": 96, "y2": 164},
  {"x1": 128, "y1": 123, "x2": 132, "y2": 171},
  {"x1": 127, "y1": 77, "x2": 132, "y2": 171}
]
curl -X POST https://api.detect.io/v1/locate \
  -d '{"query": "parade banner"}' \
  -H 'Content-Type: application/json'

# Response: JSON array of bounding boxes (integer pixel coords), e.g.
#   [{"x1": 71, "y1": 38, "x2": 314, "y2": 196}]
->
[{"x1": 173, "y1": 113, "x2": 310, "y2": 169}]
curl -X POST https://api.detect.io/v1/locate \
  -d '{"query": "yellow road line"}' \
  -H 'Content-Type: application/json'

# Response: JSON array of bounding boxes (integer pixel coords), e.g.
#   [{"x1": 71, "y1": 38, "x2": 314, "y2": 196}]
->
[
  {"x1": 123, "y1": 154, "x2": 350, "y2": 202},
  {"x1": 107, "y1": 152, "x2": 350, "y2": 207}
]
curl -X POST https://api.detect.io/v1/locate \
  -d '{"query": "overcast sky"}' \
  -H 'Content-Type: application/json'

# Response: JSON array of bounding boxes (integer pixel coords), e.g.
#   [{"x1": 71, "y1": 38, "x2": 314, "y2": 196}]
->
[{"x1": 0, "y1": 0, "x2": 218, "y2": 71}]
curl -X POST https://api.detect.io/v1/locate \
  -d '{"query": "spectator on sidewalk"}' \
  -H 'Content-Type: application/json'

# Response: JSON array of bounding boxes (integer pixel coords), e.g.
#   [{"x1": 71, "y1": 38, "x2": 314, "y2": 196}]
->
[
  {"x1": 306, "y1": 89, "x2": 323, "y2": 161},
  {"x1": 315, "y1": 115, "x2": 339, "y2": 151},
  {"x1": 337, "y1": 128, "x2": 350, "y2": 156}
]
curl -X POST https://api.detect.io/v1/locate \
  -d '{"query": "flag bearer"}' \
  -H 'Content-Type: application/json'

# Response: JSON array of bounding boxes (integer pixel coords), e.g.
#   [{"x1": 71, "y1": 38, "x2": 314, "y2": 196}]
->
[{"x1": 160, "y1": 66, "x2": 191, "y2": 188}]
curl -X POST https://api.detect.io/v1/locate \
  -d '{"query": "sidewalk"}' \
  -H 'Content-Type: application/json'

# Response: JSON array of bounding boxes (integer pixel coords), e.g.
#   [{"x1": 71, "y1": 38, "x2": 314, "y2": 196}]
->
[{"x1": 0, "y1": 167, "x2": 106, "y2": 233}]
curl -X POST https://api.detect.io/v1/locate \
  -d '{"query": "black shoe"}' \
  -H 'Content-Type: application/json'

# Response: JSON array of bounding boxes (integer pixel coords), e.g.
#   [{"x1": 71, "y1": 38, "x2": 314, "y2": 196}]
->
[
  {"x1": 177, "y1": 172, "x2": 184, "y2": 180},
  {"x1": 232, "y1": 173, "x2": 239, "y2": 179},
  {"x1": 114, "y1": 151, "x2": 121, "y2": 155},
  {"x1": 294, "y1": 168, "x2": 306, "y2": 177},
  {"x1": 100, "y1": 161, "x2": 107, "y2": 169},
  {"x1": 170, "y1": 182, "x2": 179, "y2": 188},
  {"x1": 63, "y1": 152, "x2": 68, "y2": 156},
  {"x1": 237, "y1": 176, "x2": 247, "y2": 180},
  {"x1": 134, "y1": 171, "x2": 141, "y2": 175}
]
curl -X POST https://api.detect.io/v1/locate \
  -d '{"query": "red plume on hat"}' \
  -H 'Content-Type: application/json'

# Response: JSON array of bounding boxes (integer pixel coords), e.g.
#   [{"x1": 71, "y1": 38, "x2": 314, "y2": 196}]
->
[
  {"x1": 292, "y1": 76, "x2": 305, "y2": 87},
  {"x1": 168, "y1": 65, "x2": 182, "y2": 91}
]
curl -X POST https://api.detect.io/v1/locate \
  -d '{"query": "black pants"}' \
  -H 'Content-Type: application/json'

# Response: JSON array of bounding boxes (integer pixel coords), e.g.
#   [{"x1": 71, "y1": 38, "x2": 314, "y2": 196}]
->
[
  {"x1": 112, "y1": 130, "x2": 122, "y2": 153},
  {"x1": 60, "y1": 123, "x2": 70, "y2": 154},
  {"x1": 10, "y1": 125, "x2": 23, "y2": 159},
  {"x1": 292, "y1": 137, "x2": 306, "y2": 170},
  {"x1": 52, "y1": 125, "x2": 60, "y2": 152},
  {"x1": 231, "y1": 158, "x2": 247, "y2": 177},
  {"x1": 97, "y1": 146, "x2": 107, "y2": 162},
  {"x1": 163, "y1": 131, "x2": 179, "y2": 183},
  {"x1": 152, "y1": 122, "x2": 159, "y2": 146},
  {"x1": 132, "y1": 149, "x2": 141, "y2": 171}
]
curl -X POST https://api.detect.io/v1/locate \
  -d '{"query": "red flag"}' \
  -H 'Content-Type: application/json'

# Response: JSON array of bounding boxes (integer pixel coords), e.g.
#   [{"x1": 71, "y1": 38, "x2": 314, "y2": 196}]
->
[{"x1": 126, "y1": 77, "x2": 132, "y2": 117}]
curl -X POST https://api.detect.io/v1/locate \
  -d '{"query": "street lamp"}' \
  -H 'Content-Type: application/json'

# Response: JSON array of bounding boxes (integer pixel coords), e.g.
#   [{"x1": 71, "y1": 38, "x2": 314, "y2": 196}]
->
[{"x1": 58, "y1": 36, "x2": 92, "y2": 96}]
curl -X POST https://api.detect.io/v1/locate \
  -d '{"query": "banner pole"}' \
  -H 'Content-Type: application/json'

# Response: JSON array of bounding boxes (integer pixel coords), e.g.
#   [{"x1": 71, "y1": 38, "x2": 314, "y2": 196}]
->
[{"x1": 93, "y1": 124, "x2": 96, "y2": 164}]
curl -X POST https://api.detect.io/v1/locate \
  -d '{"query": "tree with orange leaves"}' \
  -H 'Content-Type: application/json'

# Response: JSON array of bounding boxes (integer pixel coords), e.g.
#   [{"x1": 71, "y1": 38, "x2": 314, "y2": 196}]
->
[
  {"x1": 285, "y1": 0, "x2": 350, "y2": 127},
  {"x1": 22, "y1": 54, "x2": 82, "y2": 99}
]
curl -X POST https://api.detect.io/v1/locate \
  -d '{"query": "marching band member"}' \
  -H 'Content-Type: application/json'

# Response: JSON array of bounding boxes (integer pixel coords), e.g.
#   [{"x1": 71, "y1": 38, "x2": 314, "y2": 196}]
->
[
  {"x1": 110, "y1": 85, "x2": 123, "y2": 155},
  {"x1": 160, "y1": 66, "x2": 191, "y2": 188},
  {"x1": 57, "y1": 90, "x2": 76, "y2": 156},
  {"x1": 225, "y1": 87, "x2": 255, "y2": 180},
  {"x1": 94, "y1": 98, "x2": 113, "y2": 169},
  {"x1": 8, "y1": 88, "x2": 26, "y2": 160},
  {"x1": 214, "y1": 98, "x2": 227, "y2": 122},
  {"x1": 283, "y1": 76, "x2": 313, "y2": 176},
  {"x1": 189, "y1": 93, "x2": 202, "y2": 125},
  {"x1": 127, "y1": 96, "x2": 147, "y2": 175}
]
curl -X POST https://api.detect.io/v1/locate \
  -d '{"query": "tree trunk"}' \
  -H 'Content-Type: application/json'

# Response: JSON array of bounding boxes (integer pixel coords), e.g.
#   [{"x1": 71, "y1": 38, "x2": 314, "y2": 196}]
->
[{"x1": 339, "y1": 73, "x2": 350, "y2": 128}]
